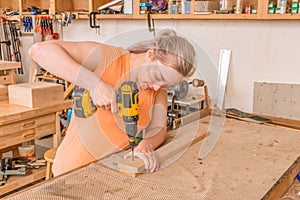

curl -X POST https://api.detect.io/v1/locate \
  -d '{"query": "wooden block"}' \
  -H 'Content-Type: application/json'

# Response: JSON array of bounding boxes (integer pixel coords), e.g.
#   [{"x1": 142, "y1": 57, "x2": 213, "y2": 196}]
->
[
  {"x1": 8, "y1": 82, "x2": 64, "y2": 108},
  {"x1": 118, "y1": 157, "x2": 145, "y2": 174}
]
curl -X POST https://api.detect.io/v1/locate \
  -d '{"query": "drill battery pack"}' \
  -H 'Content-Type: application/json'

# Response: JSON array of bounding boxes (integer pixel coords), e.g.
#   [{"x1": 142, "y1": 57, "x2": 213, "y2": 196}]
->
[{"x1": 73, "y1": 87, "x2": 97, "y2": 118}]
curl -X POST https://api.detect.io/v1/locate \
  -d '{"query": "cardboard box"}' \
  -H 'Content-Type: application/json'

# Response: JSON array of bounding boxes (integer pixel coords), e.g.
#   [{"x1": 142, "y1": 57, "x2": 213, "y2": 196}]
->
[
  {"x1": 8, "y1": 82, "x2": 64, "y2": 108},
  {"x1": 194, "y1": 1, "x2": 218, "y2": 12}
]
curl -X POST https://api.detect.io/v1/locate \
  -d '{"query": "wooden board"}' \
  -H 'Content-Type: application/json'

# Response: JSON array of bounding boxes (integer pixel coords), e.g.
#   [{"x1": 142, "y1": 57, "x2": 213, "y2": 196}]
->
[
  {"x1": 253, "y1": 82, "x2": 300, "y2": 120},
  {"x1": 5, "y1": 117, "x2": 300, "y2": 200}
]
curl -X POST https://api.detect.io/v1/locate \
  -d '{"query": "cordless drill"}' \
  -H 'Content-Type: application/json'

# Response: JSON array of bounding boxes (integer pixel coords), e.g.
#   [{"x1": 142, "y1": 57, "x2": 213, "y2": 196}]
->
[{"x1": 116, "y1": 81, "x2": 140, "y2": 162}]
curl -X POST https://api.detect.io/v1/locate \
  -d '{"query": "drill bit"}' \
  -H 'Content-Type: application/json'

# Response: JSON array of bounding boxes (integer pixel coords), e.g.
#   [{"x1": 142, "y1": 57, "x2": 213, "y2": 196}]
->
[{"x1": 131, "y1": 147, "x2": 134, "y2": 162}]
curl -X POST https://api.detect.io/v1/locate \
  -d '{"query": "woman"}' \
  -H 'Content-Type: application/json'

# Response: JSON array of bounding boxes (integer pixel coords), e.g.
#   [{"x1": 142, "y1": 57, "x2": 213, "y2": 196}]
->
[{"x1": 29, "y1": 29, "x2": 196, "y2": 176}]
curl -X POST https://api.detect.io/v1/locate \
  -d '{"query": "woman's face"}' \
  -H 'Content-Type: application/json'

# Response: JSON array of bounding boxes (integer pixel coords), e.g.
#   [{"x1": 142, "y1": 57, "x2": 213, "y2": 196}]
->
[{"x1": 138, "y1": 61, "x2": 183, "y2": 91}]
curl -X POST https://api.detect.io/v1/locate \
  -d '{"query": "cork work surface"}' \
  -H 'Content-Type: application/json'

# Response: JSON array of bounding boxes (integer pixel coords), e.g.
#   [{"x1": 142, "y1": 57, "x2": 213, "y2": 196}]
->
[{"x1": 6, "y1": 118, "x2": 300, "y2": 200}]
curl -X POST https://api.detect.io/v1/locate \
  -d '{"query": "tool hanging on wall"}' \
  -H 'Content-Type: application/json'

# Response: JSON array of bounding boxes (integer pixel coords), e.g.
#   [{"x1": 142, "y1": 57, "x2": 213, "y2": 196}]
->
[
  {"x1": 147, "y1": 12, "x2": 155, "y2": 36},
  {"x1": 8, "y1": 20, "x2": 23, "y2": 74},
  {"x1": 58, "y1": 12, "x2": 75, "y2": 27},
  {"x1": 33, "y1": 16, "x2": 53, "y2": 35},
  {"x1": 0, "y1": 17, "x2": 13, "y2": 62},
  {"x1": 89, "y1": 12, "x2": 101, "y2": 35},
  {"x1": 0, "y1": 17, "x2": 23, "y2": 74},
  {"x1": 22, "y1": 16, "x2": 33, "y2": 32}
]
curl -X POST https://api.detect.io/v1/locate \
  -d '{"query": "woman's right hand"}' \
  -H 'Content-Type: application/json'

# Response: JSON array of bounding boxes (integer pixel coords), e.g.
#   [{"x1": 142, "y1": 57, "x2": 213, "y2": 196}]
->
[{"x1": 91, "y1": 80, "x2": 117, "y2": 113}]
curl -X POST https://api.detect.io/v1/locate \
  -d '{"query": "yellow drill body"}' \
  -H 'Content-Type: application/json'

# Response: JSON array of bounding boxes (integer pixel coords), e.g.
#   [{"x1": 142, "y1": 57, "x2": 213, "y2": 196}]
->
[{"x1": 116, "y1": 81, "x2": 139, "y2": 161}]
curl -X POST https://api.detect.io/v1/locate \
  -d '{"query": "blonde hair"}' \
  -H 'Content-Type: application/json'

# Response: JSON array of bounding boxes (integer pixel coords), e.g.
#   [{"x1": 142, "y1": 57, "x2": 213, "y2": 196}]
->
[{"x1": 127, "y1": 29, "x2": 195, "y2": 77}]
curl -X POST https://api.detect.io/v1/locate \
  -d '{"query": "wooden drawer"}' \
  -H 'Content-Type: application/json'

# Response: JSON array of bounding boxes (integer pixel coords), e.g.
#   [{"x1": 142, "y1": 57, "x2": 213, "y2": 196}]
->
[
  {"x1": 0, "y1": 123, "x2": 56, "y2": 149},
  {"x1": 0, "y1": 113, "x2": 55, "y2": 137},
  {"x1": 0, "y1": 75, "x2": 13, "y2": 85}
]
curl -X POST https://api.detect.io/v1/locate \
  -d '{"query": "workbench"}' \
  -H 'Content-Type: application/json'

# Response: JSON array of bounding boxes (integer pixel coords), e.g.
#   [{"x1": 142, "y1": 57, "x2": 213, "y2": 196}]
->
[
  {"x1": 5, "y1": 116, "x2": 300, "y2": 200},
  {"x1": 0, "y1": 61, "x2": 21, "y2": 85},
  {"x1": 0, "y1": 100, "x2": 73, "y2": 196}
]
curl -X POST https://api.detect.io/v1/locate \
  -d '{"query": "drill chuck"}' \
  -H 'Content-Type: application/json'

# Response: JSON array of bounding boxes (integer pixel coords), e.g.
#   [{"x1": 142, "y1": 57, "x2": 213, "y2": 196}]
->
[{"x1": 125, "y1": 122, "x2": 137, "y2": 138}]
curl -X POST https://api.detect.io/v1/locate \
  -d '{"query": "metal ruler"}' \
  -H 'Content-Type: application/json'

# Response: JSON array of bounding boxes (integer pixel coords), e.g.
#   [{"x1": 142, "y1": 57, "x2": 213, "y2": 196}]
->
[{"x1": 198, "y1": 49, "x2": 231, "y2": 159}]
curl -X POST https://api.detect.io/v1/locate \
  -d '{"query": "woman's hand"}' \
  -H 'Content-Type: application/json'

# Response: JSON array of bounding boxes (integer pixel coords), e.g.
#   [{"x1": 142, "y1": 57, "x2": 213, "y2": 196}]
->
[
  {"x1": 124, "y1": 141, "x2": 159, "y2": 173},
  {"x1": 90, "y1": 80, "x2": 117, "y2": 113}
]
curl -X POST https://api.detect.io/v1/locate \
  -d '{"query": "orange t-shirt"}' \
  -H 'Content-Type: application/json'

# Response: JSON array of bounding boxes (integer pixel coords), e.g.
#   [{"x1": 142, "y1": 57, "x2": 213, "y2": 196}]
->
[
  {"x1": 53, "y1": 45, "x2": 164, "y2": 177},
  {"x1": 94, "y1": 46, "x2": 162, "y2": 149}
]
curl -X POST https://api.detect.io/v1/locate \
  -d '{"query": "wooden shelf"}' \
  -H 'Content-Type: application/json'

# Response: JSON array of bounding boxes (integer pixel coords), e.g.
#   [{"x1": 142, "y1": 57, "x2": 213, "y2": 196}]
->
[
  {"x1": 0, "y1": 0, "x2": 19, "y2": 11},
  {"x1": 86, "y1": 13, "x2": 260, "y2": 20},
  {"x1": 3, "y1": 0, "x2": 300, "y2": 21},
  {"x1": 263, "y1": 13, "x2": 300, "y2": 20},
  {"x1": 0, "y1": 166, "x2": 46, "y2": 196}
]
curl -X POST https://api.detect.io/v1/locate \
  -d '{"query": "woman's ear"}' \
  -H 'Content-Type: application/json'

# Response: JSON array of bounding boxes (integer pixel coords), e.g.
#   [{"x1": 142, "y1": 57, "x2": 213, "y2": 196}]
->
[{"x1": 146, "y1": 49, "x2": 155, "y2": 61}]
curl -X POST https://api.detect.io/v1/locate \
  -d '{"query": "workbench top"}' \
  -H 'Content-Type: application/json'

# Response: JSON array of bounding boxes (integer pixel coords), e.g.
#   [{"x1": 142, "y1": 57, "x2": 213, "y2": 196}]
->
[
  {"x1": 0, "y1": 61, "x2": 21, "y2": 70},
  {"x1": 6, "y1": 117, "x2": 300, "y2": 200},
  {"x1": 0, "y1": 100, "x2": 73, "y2": 125}
]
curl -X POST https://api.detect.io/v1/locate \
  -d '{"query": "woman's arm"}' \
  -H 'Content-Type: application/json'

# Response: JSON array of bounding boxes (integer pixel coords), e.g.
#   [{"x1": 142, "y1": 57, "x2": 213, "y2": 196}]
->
[
  {"x1": 29, "y1": 40, "x2": 102, "y2": 83},
  {"x1": 29, "y1": 40, "x2": 116, "y2": 111}
]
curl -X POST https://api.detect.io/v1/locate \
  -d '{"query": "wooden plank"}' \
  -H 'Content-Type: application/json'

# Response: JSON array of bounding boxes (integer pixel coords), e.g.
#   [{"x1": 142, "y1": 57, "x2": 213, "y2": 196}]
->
[{"x1": 262, "y1": 156, "x2": 300, "y2": 200}]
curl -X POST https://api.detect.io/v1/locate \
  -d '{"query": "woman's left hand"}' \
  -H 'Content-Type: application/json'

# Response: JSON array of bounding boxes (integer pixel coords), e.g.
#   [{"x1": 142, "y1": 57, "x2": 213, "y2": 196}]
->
[{"x1": 124, "y1": 141, "x2": 159, "y2": 173}]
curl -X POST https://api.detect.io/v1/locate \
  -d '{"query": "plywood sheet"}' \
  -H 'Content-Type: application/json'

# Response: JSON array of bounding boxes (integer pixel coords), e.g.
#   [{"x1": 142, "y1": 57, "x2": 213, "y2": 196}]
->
[
  {"x1": 253, "y1": 82, "x2": 300, "y2": 120},
  {"x1": 6, "y1": 118, "x2": 300, "y2": 200}
]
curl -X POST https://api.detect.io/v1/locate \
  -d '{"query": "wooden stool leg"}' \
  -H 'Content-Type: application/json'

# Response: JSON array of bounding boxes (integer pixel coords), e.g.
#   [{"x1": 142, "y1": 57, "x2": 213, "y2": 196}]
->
[
  {"x1": 45, "y1": 162, "x2": 52, "y2": 180},
  {"x1": 44, "y1": 148, "x2": 57, "y2": 180}
]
